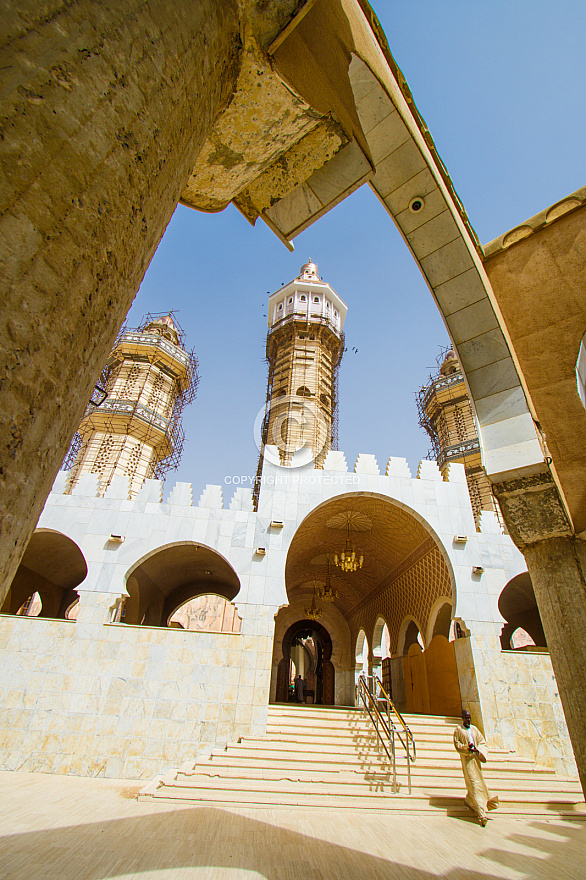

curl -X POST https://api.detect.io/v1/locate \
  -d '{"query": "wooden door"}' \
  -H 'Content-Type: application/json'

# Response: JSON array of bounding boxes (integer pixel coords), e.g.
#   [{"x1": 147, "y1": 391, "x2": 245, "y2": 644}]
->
[
  {"x1": 425, "y1": 635, "x2": 462, "y2": 716},
  {"x1": 404, "y1": 643, "x2": 428, "y2": 713},
  {"x1": 322, "y1": 660, "x2": 335, "y2": 705},
  {"x1": 275, "y1": 657, "x2": 289, "y2": 703}
]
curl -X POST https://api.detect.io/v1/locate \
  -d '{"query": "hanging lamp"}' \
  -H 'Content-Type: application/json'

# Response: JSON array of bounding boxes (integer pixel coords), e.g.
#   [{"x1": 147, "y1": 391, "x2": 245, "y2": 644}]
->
[
  {"x1": 304, "y1": 584, "x2": 323, "y2": 620},
  {"x1": 316, "y1": 557, "x2": 338, "y2": 602},
  {"x1": 334, "y1": 521, "x2": 364, "y2": 572}
]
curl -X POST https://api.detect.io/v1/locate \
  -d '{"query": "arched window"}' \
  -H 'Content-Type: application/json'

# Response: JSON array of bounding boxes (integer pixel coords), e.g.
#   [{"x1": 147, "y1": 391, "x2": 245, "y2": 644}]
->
[
  {"x1": 398, "y1": 617, "x2": 424, "y2": 655},
  {"x1": 372, "y1": 616, "x2": 390, "y2": 660},
  {"x1": 296, "y1": 386, "x2": 311, "y2": 398}
]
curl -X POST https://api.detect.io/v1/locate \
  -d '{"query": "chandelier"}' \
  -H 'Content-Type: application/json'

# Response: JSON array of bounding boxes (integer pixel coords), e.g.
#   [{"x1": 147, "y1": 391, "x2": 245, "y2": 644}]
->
[
  {"x1": 316, "y1": 558, "x2": 338, "y2": 603},
  {"x1": 334, "y1": 521, "x2": 364, "y2": 572},
  {"x1": 304, "y1": 585, "x2": 323, "y2": 620}
]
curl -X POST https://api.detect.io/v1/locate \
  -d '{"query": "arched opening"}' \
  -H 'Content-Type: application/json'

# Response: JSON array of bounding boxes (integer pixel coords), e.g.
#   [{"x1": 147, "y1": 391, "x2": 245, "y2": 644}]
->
[
  {"x1": 355, "y1": 629, "x2": 369, "y2": 685},
  {"x1": 16, "y1": 592, "x2": 42, "y2": 617},
  {"x1": 372, "y1": 616, "x2": 391, "y2": 692},
  {"x1": 124, "y1": 542, "x2": 240, "y2": 627},
  {"x1": 510, "y1": 627, "x2": 536, "y2": 650},
  {"x1": 401, "y1": 619, "x2": 424, "y2": 655},
  {"x1": 427, "y1": 597, "x2": 453, "y2": 643},
  {"x1": 1, "y1": 529, "x2": 87, "y2": 619},
  {"x1": 498, "y1": 572, "x2": 547, "y2": 651},
  {"x1": 271, "y1": 492, "x2": 455, "y2": 711},
  {"x1": 372, "y1": 616, "x2": 390, "y2": 660},
  {"x1": 296, "y1": 386, "x2": 311, "y2": 398},
  {"x1": 275, "y1": 619, "x2": 334, "y2": 705},
  {"x1": 168, "y1": 594, "x2": 241, "y2": 633}
]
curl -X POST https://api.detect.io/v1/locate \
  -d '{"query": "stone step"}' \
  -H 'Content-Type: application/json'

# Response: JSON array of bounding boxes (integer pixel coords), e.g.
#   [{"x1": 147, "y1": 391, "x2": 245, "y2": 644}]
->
[
  {"x1": 179, "y1": 765, "x2": 582, "y2": 794},
  {"x1": 194, "y1": 755, "x2": 567, "y2": 783},
  {"x1": 265, "y1": 724, "x2": 455, "y2": 742},
  {"x1": 144, "y1": 709, "x2": 583, "y2": 818},
  {"x1": 266, "y1": 713, "x2": 459, "y2": 733},
  {"x1": 140, "y1": 779, "x2": 585, "y2": 816},
  {"x1": 232, "y1": 737, "x2": 504, "y2": 761},
  {"x1": 222, "y1": 749, "x2": 544, "y2": 776},
  {"x1": 216, "y1": 744, "x2": 548, "y2": 775}
]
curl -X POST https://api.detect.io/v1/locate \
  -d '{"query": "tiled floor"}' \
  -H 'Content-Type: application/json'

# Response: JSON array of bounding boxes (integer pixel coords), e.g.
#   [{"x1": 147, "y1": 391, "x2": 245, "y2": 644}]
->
[{"x1": 0, "y1": 770, "x2": 585, "y2": 879}]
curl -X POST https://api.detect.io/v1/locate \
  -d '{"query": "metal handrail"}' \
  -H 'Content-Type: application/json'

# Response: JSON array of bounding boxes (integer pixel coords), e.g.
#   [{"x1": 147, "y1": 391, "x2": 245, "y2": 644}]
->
[
  {"x1": 355, "y1": 673, "x2": 416, "y2": 794},
  {"x1": 356, "y1": 675, "x2": 398, "y2": 792},
  {"x1": 372, "y1": 673, "x2": 416, "y2": 765}
]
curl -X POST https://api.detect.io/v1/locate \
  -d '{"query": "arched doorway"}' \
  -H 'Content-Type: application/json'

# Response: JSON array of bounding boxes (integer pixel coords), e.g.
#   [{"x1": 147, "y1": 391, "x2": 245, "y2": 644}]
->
[
  {"x1": 275, "y1": 619, "x2": 335, "y2": 705},
  {"x1": 272, "y1": 492, "x2": 456, "y2": 712}
]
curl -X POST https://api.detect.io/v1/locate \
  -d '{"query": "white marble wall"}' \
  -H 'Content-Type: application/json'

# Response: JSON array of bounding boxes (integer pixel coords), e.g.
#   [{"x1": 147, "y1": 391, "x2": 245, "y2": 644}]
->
[{"x1": 1, "y1": 454, "x2": 568, "y2": 778}]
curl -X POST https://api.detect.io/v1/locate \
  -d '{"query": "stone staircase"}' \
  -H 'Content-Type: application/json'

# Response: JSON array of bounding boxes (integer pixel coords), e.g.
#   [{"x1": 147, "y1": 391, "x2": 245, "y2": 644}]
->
[{"x1": 140, "y1": 704, "x2": 585, "y2": 818}]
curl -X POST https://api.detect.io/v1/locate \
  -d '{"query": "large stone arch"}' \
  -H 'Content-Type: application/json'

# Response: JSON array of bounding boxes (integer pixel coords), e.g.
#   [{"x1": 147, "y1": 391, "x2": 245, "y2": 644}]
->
[
  {"x1": 280, "y1": 490, "x2": 454, "y2": 707},
  {"x1": 123, "y1": 541, "x2": 240, "y2": 627}
]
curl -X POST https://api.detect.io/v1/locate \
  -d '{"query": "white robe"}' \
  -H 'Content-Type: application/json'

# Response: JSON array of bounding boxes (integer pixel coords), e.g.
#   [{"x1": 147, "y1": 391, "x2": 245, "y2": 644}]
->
[{"x1": 453, "y1": 723, "x2": 499, "y2": 820}]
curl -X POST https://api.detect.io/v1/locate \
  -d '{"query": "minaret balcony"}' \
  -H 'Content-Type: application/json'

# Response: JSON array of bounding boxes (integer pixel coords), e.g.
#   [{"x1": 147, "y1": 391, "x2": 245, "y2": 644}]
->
[
  {"x1": 436, "y1": 438, "x2": 481, "y2": 470},
  {"x1": 421, "y1": 371, "x2": 466, "y2": 411},
  {"x1": 270, "y1": 312, "x2": 342, "y2": 338},
  {"x1": 113, "y1": 332, "x2": 191, "y2": 389},
  {"x1": 79, "y1": 398, "x2": 174, "y2": 455}
]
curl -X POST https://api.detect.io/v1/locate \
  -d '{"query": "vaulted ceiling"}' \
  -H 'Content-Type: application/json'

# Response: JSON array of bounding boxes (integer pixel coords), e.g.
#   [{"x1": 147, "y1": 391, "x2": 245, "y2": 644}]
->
[{"x1": 285, "y1": 494, "x2": 437, "y2": 616}]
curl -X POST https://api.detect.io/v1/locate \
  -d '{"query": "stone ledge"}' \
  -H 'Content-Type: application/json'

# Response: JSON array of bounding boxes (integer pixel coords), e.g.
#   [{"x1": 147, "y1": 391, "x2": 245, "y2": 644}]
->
[{"x1": 483, "y1": 185, "x2": 586, "y2": 258}]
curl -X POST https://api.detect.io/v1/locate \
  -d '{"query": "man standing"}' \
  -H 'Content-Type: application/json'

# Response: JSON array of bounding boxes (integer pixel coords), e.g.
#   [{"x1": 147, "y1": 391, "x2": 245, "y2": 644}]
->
[
  {"x1": 453, "y1": 709, "x2": 499, "y2": 826},
  {"x1": 294, "y1": 674, "x2": 305, "y2": 704}
]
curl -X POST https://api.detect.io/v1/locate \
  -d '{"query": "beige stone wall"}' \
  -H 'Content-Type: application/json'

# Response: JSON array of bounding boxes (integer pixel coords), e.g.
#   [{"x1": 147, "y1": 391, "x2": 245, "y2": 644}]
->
[
  {"x1": 0, "y1": 593, "x2": 275, "y2": 779},
  {"x1": 455, "y1": 625, "x2": 576, "y2": 776}
]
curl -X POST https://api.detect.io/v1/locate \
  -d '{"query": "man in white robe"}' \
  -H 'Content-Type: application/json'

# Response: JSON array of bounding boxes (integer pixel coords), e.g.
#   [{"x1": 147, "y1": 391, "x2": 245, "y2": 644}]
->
[{"x1": 453, "y1": 709, "x2": 499, "y2": 825}]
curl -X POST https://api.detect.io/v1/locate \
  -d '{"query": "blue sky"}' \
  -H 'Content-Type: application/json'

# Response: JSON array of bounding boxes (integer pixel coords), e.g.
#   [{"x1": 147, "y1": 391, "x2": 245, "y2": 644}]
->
[{"x1": 126, "y1": 1, "x2": 586, "y2": 503}]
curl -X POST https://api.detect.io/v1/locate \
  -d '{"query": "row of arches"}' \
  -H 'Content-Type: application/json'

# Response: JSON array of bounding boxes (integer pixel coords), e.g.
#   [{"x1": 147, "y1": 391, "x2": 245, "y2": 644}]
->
[
  {"x1": 0, "y1": 530, "x2": 242, "y2": 633},
  {"x1": 5, "y1": 505, "x2": 547, "y2": 657}
]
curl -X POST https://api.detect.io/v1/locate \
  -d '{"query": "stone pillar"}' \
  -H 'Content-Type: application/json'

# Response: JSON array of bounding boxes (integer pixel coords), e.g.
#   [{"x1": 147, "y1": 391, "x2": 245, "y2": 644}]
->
[
  {"x1": 494, "y1": 472, "x2": 586, "y2": 794},
  {"x1": 522, "y1": 537, "x2": 586, "y2": 793},
  {"x1": 0, "y1": 0, "x2": 241, "y2": 602}
]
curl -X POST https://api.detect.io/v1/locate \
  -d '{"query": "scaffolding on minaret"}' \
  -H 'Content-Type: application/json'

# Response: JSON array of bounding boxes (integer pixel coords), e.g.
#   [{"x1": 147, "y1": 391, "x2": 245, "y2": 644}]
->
[
  {"x1": 253, "y1": 260, "x2": 346, "y2": 510},
  {"x1": 63, "y1": 312, "x2": 198, "y2": 496},
  {"x1": 416, "y1": 346, "x2": 497, "y2": 522}
]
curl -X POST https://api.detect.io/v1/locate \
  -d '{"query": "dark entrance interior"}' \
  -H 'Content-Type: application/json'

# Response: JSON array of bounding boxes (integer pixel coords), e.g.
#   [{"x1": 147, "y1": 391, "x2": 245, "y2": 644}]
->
[{"x1": 276, "y1": 619, "x2": 335, "y2": 705}]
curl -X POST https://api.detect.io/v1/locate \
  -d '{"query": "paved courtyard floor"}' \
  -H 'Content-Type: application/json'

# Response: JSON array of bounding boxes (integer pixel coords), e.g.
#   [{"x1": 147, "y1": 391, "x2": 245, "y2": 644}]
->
[{"x1": 0, "y1": 770, "x2": 585, "y2": 880}]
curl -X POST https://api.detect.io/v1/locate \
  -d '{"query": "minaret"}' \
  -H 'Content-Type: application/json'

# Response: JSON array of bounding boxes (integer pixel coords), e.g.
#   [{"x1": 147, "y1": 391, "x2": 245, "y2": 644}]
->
[
  {"x1": 66, "y1": 314, "x2": 198, "y2": 498},
  {"x1": 260, "y1": 260, "x2": 346, "y2": 469},
  {"x1": 417, "y1": 349, "x2": 495, "y2": 519}
]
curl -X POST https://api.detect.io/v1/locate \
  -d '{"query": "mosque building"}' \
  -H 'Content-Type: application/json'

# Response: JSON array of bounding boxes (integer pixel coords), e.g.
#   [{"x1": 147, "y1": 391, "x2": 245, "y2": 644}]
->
[{"x1": 0, "y1": 262, "x2": 577, "y2": 798}]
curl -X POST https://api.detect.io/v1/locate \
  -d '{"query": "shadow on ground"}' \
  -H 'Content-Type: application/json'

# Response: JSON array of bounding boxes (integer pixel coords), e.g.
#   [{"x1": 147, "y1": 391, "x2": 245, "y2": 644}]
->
[{"x1": 0, "y1": 797, "x2": 585, "y2": 880}]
